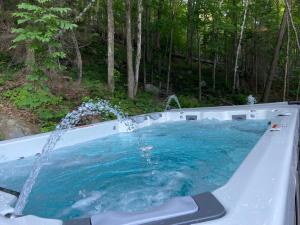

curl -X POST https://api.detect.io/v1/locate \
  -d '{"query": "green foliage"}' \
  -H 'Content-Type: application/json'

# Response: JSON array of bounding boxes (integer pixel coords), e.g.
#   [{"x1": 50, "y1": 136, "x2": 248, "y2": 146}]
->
[
  {"x1": 3, "y1": 83, "x2": 71, "y2": 132},
  {"x1": 11, "y1": 0, "x2": 77, "y2": 84},
  {"x1": 3, "y1": 84, "x2": 62, "y2": 110},
  {"x1": 114, "y1": 69, "x2": 122, "y2": 85},
  {"x1": 178, "y1": 95, "x2": 201, "y2": 108},
  {"x1": 37, "y1": 106, "x2": 69, "y2": 132},
  {"x1": 0, "y1": 78, "x2": 4, "y2": 86},
  {"x1": 111, "y1": 91, "x2": 164, "y2": 115},
  {"x1": 2, "y1": 0, "x2": 299, "y2": 137},
  {"x1": 0, "y1": 53, "x2": 11, "y2": 69},
  {"x1": 83, "y1": 79, "x2": 111, "y2": 99},
  {"x1": 230, "y1": 94, "x2": 248, "y2": 105},
  {"x1": 0, "y1": 133, "x2": 5, "y2": 141}
]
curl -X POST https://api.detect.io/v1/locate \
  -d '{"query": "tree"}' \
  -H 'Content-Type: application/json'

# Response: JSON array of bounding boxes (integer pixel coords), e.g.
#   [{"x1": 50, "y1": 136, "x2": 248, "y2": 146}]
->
[
  {"x1": 107, "y1": 0, "x2": 115, "y2": 93},
  {"x1": 0, "y1": 0, "x2": 3, "y2": 12},
  {"x1": 166, "y1": 0, "x2": 175, "y2": 94},
  {"x1": 125, "y1": 0, "x2": 135, "y2": 99},
  {"x1": 186, "y1": 0, "x2": 195, "y2": 65},
  {"x1": 198, "y1": 33, "x2": 202, "y2": 101},
  {"x1": 155, "y1": 0, "x2": 164, "y2": 80},
  {"x1": 262, "y1": 6, "x2": 289, "y2": 102},
  {"x1": 12, "y1": 0, "x2": 77, "y2": 86},
  {"x1": 232, "y1": 0, "x2": 249, "y2": 92},
  {"x1": 134, "y1": 0, "x2": 143, "y2": 95},
  {"x1": 71, "y1": 31, "x2": 83, "y2": 83},
  {"x1": 3, "y1": 0, "x2": 300, "y2": 107},
  {"x1": 283, "y1": 17, "x2": 290, "y2": 101}
]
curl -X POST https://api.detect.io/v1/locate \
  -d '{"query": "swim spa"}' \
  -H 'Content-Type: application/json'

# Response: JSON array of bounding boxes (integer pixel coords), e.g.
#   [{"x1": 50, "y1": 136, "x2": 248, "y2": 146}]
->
[{"x1": 0, "y1": 103, "x2": 299, "y2": 225}]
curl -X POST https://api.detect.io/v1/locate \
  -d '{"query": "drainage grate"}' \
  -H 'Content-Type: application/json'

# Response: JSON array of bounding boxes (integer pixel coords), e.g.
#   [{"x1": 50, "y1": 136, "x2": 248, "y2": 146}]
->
[
  {"x1": 232, "y1": 114, "x2": 247, "y2": 120},
  {"x1": 186, "y1": 115, "x2": 197, "y2": 121}
]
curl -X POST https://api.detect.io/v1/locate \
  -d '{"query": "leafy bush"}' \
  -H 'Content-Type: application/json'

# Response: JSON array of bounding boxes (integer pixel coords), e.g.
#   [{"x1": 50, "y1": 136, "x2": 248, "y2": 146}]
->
[
  {"x1": 0, "y1": 78, "x2": 4, "y2": 86},
  {"x1": 230, "y1": 94, "x2": 248, "y2": 105},
  {"x1": 38, "y1": 107, "x2": 70, "y2": 132},
  {"x1": 111, "y1": 91, "x2": 164, "y2": 115},
  {"x1": 178, "y1": 96, "x2": 201, "y2": 108},
  {"x1": 3, "y1": 83, "x2": 72, "y2": 132},
  {"x1": 4, "y1": 84, "x2": 62, "y2": 110},
  {"x1": 83, "y1": 80, "x2": 111, "y2": 99}
]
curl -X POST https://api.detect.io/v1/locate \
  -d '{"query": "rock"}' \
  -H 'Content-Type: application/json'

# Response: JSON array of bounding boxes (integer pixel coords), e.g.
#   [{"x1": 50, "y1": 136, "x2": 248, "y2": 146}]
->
[
  {"x1": 0, "y1": 115, "x2": 37, "y2": 140},
  {"x1": 145, "y1": 84, "x2": 160, "y2": 96}
]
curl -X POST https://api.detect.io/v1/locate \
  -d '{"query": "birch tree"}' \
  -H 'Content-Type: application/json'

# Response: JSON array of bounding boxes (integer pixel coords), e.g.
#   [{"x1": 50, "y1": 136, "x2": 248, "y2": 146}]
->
[
  {"x1": 107, "y1": 0, "x2": 115, "y2": 93},
  {"x1": 125, "y1": 0, "x2": 135, "y2": 99}
]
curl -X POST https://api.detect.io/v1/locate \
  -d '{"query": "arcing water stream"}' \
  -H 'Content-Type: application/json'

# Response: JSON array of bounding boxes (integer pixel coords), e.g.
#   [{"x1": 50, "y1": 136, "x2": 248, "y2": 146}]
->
[{"x1": 165, "y1": 95, "x2": 182, "y2": 111}]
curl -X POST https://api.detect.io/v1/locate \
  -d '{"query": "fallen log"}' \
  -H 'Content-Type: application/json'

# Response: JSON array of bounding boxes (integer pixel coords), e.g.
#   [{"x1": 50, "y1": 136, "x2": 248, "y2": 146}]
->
[{"x1": 172, "y1": 53, "x2": 224, "y2": 65}]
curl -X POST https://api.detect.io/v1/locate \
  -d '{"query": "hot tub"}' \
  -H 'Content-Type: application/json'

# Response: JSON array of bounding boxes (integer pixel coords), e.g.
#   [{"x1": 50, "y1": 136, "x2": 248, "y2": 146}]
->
[{"x1": 0, "y1": 102, "x2": 299, "y2": 225}]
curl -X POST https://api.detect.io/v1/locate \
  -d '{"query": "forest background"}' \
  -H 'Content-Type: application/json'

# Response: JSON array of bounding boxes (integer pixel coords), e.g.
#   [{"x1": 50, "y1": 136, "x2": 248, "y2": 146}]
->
[{"x1": 0, "y1": 0, "x2": 299, "y2": 137}]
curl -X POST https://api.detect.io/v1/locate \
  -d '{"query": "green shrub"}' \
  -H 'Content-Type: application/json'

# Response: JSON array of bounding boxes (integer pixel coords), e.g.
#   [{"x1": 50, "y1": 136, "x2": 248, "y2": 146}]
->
[
  {"x1": 0, "y1": 78, "x2": 4, "y2": 86},
  {"x1": 230, "y1": 94, "x2": 248, "y2": 105},
  {"x1": 178, "y1": 96, "x2": 201, "y2": 108},
  {"x1": 4, "y1": 84, "x2": 62, "y2": 110}
]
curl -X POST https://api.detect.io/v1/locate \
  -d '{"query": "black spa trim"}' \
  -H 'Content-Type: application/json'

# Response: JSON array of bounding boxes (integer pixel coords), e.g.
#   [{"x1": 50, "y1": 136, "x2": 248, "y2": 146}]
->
[
  {"x1": 186, "y1": 115, "x2": 197, "y2": 120},
  {"x1": 0, "y1": 187, "x2": 20, "y2": 197},
  {"x1": 232, "y1": 114, "x2": 247, "y2": 120},
  {"x1": 64, "y1": 218, "x2": 92, "y2": 225},
  {"x1": 64, "y1": 193, "x2": 226, "y2": 225},
  {"x1": 288, "y1": 101, "x2": 300, "y2": 105},
  {"x1": 141, "y1": 193, "x2": 226, "y2": 225}
]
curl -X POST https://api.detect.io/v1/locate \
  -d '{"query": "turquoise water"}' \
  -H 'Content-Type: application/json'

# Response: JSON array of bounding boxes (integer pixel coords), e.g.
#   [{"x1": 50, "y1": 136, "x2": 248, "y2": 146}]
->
[{"x1": 0, "y1": 119, "x2": 268, "y2": 220}]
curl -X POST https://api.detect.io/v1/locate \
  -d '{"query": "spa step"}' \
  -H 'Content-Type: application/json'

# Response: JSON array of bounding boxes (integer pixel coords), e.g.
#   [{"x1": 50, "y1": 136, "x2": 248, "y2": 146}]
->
[{"x1": 64, "y1": 193, "x2": 225, "y2": 225}]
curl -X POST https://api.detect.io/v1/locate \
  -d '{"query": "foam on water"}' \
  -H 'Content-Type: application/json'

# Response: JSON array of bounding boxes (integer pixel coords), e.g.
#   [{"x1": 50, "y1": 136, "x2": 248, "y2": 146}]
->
[{"x1": 0, "y1": 119, "x2": 268, "y2": 220}]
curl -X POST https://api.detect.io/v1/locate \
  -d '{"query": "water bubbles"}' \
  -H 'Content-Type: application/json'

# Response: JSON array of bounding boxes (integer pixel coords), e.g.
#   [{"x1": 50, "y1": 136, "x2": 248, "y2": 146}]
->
[
  {"x1": 139, "y1": 146, "x2": 154, "y2": 152},
  {"x1": 247, "y1": 95, "x2": 257, "y2": 105}
]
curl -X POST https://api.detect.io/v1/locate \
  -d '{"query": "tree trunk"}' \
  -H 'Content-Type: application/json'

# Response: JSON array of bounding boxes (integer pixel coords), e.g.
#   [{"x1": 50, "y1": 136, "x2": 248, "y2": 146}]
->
[
  {"x1": 25, "y1": 43, "x2": 35, "y2": 74},
  {"x1": 134, "y1": 0, "x2": 143, "y2": 96},
  {"x1": 71, "y1": 31, "x2": 83, "y2": 83},
  {"x1": 145, "y1": 2, "x2": 151, "y2": 63},
  {"x1": 297, "y1": 79, "x2": 300, "y2": 101},
  {"x1": 156, "y1": 0, "x2": 163, "y2": 77},
  {"x1": 143, "y1": 44, "x2": 147, "y2": 86},
  {"x1": 224, "y1": 35, "x2": 229, "y2": 87},
  {"x1": 255, "y1": 50, "x2": 258, "y2": 94},
  {"x1": 125, "y1": 0, "x2": 135, "y2": 99},
  {"x1": 283, "y1": 17, "x2": 290, "y2": 102},
  {"x1": 261, "y1": 7, "x2": 289, "y2": 102},
  {"x1": 212, "y1": 54, "x2": 217, "y2": 91},
  {"x1": 143, "y1": 8, "x2": 147, "y2": 86},
  {"x1": 285, "y1": 0, "x2": 300, "y2": 52},
  {"x1": 166, "y1": 29, "x2": 173, "y2": 94},
  {"x1": 107, "y1": 0, "x2": 115, "y2": 93},
  {"x1": 225, "y1": 55, "x2": 228, "y2": 87},
  {"x1": 186, "y1": 0, "x2": 195, "y2": 65},
  {"x1": 166, "y1": 2, "x2": 175, "y2": 94},
  {"x1": 75, "y1": 0, "x2": 97, "y2": 22},
  {"x1": 233, "y1": 0, "x2": 249, "y2": 92},
  {"x1": 198, "y1": 34, "x2": 202, "y2": 101}
]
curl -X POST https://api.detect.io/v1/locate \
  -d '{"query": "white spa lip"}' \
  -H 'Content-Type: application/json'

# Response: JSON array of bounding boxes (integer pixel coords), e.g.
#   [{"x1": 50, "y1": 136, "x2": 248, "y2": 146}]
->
[{"x1": 0, "y1": 102, "x2": 299, "y2": 225}]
